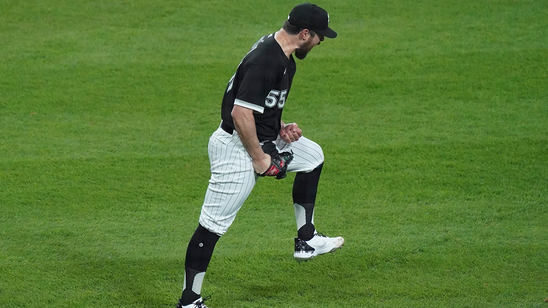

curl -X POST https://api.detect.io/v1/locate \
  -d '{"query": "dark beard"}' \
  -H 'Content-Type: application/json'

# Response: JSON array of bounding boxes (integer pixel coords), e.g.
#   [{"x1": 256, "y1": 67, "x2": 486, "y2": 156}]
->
[
  {"x1": 295, "y1": 48, "x2": 309, "y2": 60},
  {"x1": 294, "y1": 39, "x2": 314, "y2": 60}
]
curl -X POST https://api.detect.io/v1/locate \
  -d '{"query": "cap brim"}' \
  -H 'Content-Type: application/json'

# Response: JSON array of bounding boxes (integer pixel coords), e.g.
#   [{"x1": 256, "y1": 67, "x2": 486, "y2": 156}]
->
[{"x1": 316, "y1": 27, "x2": 337, "y2": 39}]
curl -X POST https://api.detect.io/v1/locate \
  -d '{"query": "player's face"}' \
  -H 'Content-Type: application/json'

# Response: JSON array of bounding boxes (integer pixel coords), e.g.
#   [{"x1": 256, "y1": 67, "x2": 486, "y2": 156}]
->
[{"x1": 295, "y1": 31, "x2": 324, "y2": 60}]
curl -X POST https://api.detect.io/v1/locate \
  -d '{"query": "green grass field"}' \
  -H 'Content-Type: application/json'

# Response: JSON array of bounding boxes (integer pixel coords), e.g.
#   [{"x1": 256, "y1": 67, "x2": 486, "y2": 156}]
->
[{"x1": 1, "y1": 0, "x2": 547, "y2": 307}]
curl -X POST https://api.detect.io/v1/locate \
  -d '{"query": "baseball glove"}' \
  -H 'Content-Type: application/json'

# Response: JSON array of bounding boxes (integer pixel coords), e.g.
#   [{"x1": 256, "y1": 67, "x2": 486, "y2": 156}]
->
[{"x1": 258, "y1": 142, "x2": 293, "y2": 180}]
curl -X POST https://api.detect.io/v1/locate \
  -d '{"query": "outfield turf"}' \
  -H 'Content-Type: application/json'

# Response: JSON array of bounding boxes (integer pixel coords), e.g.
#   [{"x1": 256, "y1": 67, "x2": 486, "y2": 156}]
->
[{"x1": 1, "y1": 0, "x2": 547, "y2": 307}]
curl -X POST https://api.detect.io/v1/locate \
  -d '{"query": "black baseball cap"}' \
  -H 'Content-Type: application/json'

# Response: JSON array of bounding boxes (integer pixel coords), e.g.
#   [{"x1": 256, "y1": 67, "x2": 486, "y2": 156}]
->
[{"x1": 288, "y1": 3, "x2": 337, "y2": 38}]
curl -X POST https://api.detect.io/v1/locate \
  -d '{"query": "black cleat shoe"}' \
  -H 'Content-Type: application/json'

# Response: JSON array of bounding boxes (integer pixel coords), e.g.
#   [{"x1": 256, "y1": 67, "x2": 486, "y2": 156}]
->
[{"x1": 177, "y1": 296, "x2": 211, "y2": 308}]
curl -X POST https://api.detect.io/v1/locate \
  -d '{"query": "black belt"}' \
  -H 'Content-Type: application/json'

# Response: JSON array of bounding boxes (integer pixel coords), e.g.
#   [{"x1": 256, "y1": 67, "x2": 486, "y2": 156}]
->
[{"x1": 221, "y1": 121, "x2": 234, "y2": 134}]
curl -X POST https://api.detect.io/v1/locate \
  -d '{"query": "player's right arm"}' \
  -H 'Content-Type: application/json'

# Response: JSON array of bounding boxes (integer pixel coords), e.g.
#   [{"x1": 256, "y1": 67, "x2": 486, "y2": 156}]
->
[{"x1": 232, "y1": 105, "x2": 271, "y2": 174}]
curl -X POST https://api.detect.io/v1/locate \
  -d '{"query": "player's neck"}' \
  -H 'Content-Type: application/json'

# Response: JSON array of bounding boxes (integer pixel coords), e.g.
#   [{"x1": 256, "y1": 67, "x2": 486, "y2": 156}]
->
[{"x1": 274, "y1": 29, "x2": 299, "y2": 59}]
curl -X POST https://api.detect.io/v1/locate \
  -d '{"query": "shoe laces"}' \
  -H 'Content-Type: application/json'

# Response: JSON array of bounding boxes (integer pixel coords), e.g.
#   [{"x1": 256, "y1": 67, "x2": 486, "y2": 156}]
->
[
  {"x1": 196, "y1": 295, "x2": 211, "y2": 307},
  {"x1": 314, "y1": 232, "x2": 327, "y2": 238}
]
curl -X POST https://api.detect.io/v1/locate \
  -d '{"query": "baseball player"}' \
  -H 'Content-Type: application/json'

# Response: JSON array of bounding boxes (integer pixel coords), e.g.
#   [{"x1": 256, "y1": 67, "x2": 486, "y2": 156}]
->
[{"x1": 176, "y1": 3, "x2": 344, "y2": 308}]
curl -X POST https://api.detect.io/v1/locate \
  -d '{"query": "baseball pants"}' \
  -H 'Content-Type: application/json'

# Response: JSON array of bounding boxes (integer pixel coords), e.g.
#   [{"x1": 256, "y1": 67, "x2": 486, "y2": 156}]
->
[{"x1": 199, "y1": 124, "x2": 325, "y2": 236}]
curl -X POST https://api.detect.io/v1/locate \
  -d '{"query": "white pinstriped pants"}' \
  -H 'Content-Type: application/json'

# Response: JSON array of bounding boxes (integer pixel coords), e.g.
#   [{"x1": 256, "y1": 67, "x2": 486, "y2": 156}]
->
[{"x1": 199, "y1": 125, "x2": 325, "y2": 236}]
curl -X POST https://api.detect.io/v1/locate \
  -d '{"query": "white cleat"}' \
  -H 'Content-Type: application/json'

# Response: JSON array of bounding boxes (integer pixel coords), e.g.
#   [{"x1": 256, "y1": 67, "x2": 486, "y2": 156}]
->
[
  {"x1": 178, "y1": 296, "x2": 210, "y2": 308},
  {"x1": 294, "y1": 233, "x2": 345, "y2": 262}
]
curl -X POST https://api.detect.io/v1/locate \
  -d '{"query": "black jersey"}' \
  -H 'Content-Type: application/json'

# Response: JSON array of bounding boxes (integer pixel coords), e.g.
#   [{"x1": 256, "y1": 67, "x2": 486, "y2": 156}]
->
[{"x1": 221, "y1": 33, "x2": 297, "y2": 142}]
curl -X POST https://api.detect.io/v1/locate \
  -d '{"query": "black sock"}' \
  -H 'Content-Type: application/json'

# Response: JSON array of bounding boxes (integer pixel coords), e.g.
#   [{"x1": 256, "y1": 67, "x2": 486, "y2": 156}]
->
[
  {"x1": 297, "y1": 209, "x2": 316, "y2": 240},
  {"x1": 293, "y1": 163, "x2": 323, "y2": 241},
  {"x1": 179, "y1": 224, "x2": 220, "y2": 306},
  {"x1": 180, "y1": 268, "x2": 202, "y2": 306}
]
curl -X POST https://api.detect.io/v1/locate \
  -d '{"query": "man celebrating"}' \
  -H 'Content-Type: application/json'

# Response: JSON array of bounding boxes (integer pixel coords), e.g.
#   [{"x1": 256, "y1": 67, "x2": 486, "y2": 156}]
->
[{"x1": 176, "y1": 3, "x2": 344, "y2": 308}]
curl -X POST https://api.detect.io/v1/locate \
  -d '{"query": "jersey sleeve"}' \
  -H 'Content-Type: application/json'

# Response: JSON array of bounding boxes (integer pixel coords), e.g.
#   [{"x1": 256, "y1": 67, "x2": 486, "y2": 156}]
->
[{"x1": 234, "y1": 64, "x2": 278, "y2": 114}]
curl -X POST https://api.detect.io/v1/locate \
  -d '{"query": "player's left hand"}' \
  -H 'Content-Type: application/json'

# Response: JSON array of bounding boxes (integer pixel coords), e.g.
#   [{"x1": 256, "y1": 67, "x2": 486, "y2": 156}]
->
[
  {"x1": 280, "y1": 123, "x2": 302, "y2": 143},
  {"x1": 258, "y1": 142, "x2": 293, "y2": 180}
]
